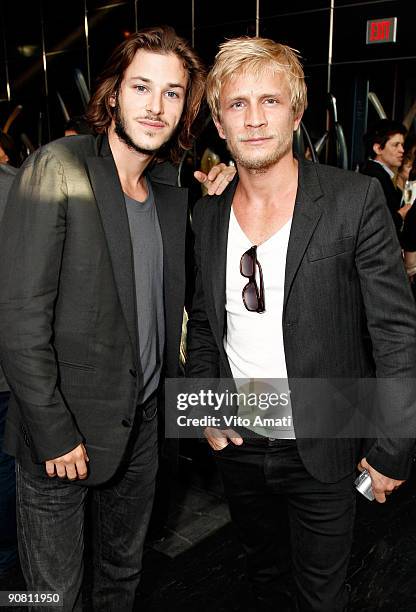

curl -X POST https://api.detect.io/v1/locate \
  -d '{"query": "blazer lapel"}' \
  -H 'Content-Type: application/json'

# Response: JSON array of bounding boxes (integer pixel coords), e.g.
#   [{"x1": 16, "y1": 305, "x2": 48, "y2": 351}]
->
[
  {"x1": 203, "y1": 178, "x2": 238, "y2": 346},
  {"x1": 86, "y1": 136, "x2": 139, "y2": 366},
  {"x1": 284, "y1": 160, "x2": 324, "y2": 311},
  {"x1": 152, "y1": 179, "x2": 188, "y2": 301}
]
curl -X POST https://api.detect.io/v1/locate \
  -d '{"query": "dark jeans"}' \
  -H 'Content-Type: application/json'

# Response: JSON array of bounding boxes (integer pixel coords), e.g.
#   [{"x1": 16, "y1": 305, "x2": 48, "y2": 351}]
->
[
  {"x1": 214, "y1": 437, "x2": 355, "y2": 612},
  {"x1": 0, "y1": 390, "x2": 17, "y2": 576},
  {"x1": 16, "y1": 396, "x2": 158, "y2": 612}
]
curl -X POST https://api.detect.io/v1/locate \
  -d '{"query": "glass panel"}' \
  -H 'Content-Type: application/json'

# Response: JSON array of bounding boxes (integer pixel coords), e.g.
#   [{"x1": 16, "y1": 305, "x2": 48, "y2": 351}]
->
[
  {"x1": 46, "y1": 48, "x2": 91, "y2": 140},
  {"x1": 195, "y1": 21, "x2": 256, "y2": 65},
  {"x1": 42, "y1": 0, "x2": 85, "y2": 52},
  {"x1": 261, "y1": 0, "x2": 330, "y2": 19},
  {"x1": 196, "y1": 0, "x2": 256, "y2": 27},
  {"x1": 87, "y1": 0, "x2": 135, "y2": 77},
  {"x1": 260, "y1": 10, "x2": 330, "y2": 66},
  {"x1": 136, "y1": 0, "x2": 192, "y2": 41}
]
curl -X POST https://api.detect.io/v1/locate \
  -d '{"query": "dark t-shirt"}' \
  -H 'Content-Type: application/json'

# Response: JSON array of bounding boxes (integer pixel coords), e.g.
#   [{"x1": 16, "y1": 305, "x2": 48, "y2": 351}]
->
[{"x1": 125, "y1": 179, "x2": 165, "y2": 403}]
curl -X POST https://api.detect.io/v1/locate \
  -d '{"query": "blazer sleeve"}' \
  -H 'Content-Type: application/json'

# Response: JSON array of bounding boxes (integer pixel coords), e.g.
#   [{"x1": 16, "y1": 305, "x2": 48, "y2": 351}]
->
[
  {"x1": 0, "y1": 149, "x2": 83, "y2": 462},
  {"x1": 355, "y1": 177, "x2": 416, "y2": 479},
  {"x1": 186, "y1": 200, "x2": 221, "y2": 379}
]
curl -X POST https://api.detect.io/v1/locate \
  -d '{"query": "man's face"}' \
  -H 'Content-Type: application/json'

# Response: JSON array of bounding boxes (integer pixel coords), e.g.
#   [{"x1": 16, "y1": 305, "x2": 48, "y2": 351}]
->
[
  {"x1": 213, "y1": 68, "x2": 302, "y2": 171},
  {"x1": 110, "y1": 50, "x2": 188, "y2": 155},
  {"x1": 374, "y1": 133, "x2": 405, "y2": 171}
]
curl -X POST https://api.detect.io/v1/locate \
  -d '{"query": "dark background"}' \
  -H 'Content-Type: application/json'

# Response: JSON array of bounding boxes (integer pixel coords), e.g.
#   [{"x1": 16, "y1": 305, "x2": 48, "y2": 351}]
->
[{"x1": 0, "y1": 0, "x2": 415, "y2": 170}]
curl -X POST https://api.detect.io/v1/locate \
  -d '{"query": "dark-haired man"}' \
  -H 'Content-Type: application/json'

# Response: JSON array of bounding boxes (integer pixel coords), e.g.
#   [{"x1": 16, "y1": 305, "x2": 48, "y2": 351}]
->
[
  {"x1": 361, "y1": 119, "x2": 408, "y2": 234},
  {"x1": 0, "y1": 26, "x2": 233, "y2": 611}
]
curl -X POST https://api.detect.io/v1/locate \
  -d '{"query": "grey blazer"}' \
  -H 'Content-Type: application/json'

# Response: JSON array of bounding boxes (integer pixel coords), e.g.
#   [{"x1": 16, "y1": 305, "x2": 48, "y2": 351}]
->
[
  {"x1": 0, "y1": 135, "x2": 188, "y2": 485},
  {"x1": 186, "y1": 160, "x2": 416, "y2": 482}
]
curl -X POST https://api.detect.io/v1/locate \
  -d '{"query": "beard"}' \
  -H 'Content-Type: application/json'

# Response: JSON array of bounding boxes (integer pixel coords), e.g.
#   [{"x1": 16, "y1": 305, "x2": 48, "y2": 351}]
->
[
  {"x1": 226, "y1": 128, "x2": 293, "y2": 171},
  {"x1": 113, "y1": 102, "x2": 165, "y2": 156}
]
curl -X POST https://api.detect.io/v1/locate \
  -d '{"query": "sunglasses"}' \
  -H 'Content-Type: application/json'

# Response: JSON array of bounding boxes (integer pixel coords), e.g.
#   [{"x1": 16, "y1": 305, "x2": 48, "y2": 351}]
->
[{"x1": 240, "y1": 246, "x2": 265, "y2": 313}]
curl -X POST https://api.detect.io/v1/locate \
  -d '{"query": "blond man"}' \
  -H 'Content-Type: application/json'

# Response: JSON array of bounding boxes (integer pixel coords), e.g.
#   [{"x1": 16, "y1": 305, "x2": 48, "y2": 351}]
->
[{"x1": 186, "y1": 37, "x2": 416, "y2": 611}]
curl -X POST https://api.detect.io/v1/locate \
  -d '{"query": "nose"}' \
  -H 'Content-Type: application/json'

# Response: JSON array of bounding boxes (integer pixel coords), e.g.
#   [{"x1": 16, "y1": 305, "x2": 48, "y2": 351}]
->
[
  {"x1": 245, "y1": 103, "x2": 266, "y2": 128},
  {"x1": 146, "y1": 91, "x2": 163, "y2": 116},
  {"x1": 398, "y1": 144, "x2": 404, "y2": 154}
]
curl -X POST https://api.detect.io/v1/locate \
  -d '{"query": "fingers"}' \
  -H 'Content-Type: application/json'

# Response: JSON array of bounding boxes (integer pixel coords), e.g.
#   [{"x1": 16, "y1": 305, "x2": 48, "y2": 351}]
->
[
  {"x1": 75, "y1": 458, "x2": 88, "y2": 480},
  {"x1": 204, "y1": 427, "x2": 244, "y2": 450},
  {"x1": 82, "y1": 444, "x2": 89, "y2": 463},
  {"x1": 45, "y1": 460, "x2": 56, "y2": 477},
  {"x1": 206, "y1": 163, "x2": 224, "y2": 181},
  {"x1": 204, "y1": 426, "x2": 229, "y2": 450},
  {"x1": 374, "y1": 490, "x2": 387, "y2": 503},
  {"x1": 193, "y1": 164, "x2": 236, "y2": 195},
  {"x1": 223, "y1": 428, "x2": 243, "y2": 446},
  {"x1": 44, "y1": 443, "x2": 89, "y2": 480},
  {"x1": 55, "y1": 462, "x2": 67, "y2": 479},
  {"x1": 206, "y1": 165, "x2": 236, "y2": 196},
  {"x1": 193, "y1": 170, "x2": 208, "y2": 184}
]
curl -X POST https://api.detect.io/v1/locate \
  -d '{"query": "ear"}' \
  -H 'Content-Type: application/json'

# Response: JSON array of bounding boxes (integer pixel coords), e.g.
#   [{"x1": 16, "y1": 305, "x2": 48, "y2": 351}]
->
[
  {"x1": 109, "y1": 92, "x2": 117, "y2": 108},
  {"x1": 373, "y1": 142, "x2": 382, "y2": 157},
  {"x1": 213, "y1": 116, "x2": 226, "y2": 141},
  {"x1": 293, "y1": 112, "x2": 303, "y2": 132}
]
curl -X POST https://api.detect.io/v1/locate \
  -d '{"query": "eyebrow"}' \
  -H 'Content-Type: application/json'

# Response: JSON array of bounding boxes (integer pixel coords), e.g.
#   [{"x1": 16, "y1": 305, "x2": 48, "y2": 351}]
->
[
  {"x1": 225, "y1": 91, "x2": 284, "y2": 101},
  {"x1": 129, "y1": 76, "x2": 186, "y2": 89}
]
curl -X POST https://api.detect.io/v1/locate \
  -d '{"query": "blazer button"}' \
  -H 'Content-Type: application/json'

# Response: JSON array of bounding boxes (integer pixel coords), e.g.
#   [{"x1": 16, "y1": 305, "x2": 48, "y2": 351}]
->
[
  {"x1": 129, "y1": 369, "x2": 137, "y2": 378},
  {"x1": 122, "y1": 418, "x2": 131, "y2": 427}
]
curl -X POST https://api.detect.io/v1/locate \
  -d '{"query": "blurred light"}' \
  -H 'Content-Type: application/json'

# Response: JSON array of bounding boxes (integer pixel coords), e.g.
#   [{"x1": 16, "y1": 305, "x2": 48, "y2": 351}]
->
[
  {"x1": 123, "y1": 31, "x2": 132, "y2": 38},
  {"x1": 17, "y1": 45, "x2": 38, "y2": 58}
]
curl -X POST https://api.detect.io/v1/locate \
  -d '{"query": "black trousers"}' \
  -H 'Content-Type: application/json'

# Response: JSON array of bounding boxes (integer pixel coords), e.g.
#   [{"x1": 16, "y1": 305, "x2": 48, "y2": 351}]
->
[{"x1": 214, "y1": 437, "x2": 355, "y2": 612}]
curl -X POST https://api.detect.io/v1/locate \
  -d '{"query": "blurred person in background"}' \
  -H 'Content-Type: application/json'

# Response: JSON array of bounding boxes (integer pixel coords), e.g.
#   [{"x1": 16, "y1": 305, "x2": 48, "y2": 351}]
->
[
  {"x1": 64, "y1": 115, "x2": 95, "y2": 136},
  {"x1": 0, "y1": 132, "x2": 20, "y2": 168},
  {"x1": 400, "y1": 157, "x2": 416, "y2": 293},
  {"x1": 361, "y1": 119, "x2": 409, "y2": 237}
]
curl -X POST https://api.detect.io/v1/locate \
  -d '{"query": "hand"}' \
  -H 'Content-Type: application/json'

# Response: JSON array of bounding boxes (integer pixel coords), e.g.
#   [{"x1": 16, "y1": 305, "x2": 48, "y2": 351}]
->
[
  {"x1": 357, "y1": 457, "x2": 405, "y2": 503},
  {"x1": 398, "y1": 203, "x2": 412, "y2": 220},
  {"x1": 204, "y1": 426, "x2": 243, "y2": 451},
  {"x1": 194, "y1": 163, "x2": 236, "y2": 196},
  {"x1": 45, "y1": 443, "x2": 89, "y2": 481}
]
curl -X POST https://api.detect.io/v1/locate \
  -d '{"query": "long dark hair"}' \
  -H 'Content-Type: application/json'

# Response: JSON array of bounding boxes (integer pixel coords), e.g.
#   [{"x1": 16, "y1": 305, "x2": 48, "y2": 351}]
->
[{"x1": 86, "y1": 26, "x2": 206, "y2": 163}]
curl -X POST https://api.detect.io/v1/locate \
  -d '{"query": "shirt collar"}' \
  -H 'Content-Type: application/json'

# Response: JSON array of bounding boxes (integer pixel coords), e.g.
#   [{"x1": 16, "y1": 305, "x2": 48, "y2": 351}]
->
[{"x1": 373, "y1": 159, "x2": 395, "y2": 179}]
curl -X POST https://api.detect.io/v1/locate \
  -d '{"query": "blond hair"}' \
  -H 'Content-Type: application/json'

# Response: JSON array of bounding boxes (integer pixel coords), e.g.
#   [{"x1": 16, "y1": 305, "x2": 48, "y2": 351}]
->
[{"x1": 206, "y1": 37, "x2": 307, "y2": 123}]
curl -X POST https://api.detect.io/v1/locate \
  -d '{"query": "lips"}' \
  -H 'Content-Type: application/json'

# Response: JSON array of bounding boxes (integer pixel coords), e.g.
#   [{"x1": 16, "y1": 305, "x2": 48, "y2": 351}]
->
[
  {"x1": 138, "y1": 119, "x2": 166, "y2": 129},
  {"x1": 240, "y1": 136, "x2": 273, "y2": 144}
]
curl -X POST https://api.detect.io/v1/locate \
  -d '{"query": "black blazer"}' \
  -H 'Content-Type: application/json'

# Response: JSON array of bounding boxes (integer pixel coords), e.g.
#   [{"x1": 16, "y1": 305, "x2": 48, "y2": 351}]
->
[
  {"x1": 187, "y1": 160, "x2": 416, "y2": 483},
  {"x1": 360, "y1": 159, "x2": 403, "y2": 234},
  {"x1": 0, "y1": 134, "x2": 188, "y2": 485}
]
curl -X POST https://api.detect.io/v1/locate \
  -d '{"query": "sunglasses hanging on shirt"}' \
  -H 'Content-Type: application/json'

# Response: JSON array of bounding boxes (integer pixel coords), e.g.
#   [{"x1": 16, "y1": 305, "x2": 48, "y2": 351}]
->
[{"x1": 240, "y1": 246, "x2": 265, "y2": 313}]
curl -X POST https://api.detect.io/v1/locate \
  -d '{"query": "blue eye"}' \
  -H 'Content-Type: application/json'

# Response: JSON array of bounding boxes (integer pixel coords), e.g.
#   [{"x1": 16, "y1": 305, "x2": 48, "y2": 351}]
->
[
  {"x1": 135, "y1": 85, "x2": 147, "y2": 93},
  {"x1": 166, "y1": 91, "x2": 179, "y2": 98}
]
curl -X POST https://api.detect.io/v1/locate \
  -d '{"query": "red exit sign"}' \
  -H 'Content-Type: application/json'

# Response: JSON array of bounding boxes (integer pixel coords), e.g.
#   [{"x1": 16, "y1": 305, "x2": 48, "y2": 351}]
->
[{"x1": 366, "y1": 17, "x2": 397, "y2": 44}]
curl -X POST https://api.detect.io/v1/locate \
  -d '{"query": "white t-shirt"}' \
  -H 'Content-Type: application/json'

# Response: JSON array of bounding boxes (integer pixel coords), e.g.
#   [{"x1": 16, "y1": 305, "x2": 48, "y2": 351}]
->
[{"x1": 224, "y1": 207, "x2": 295, "y2": 438}]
